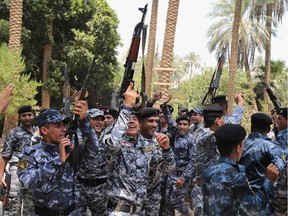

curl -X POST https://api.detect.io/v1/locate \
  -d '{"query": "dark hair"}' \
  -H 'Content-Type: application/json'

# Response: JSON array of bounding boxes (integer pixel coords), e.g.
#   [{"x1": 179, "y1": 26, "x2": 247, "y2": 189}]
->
[
  {"x1": 217, "y1": 141, "x2": 242, "y2": 157},
  {"x1": 204, "y1": 115, "x2": 222, "y2": 128}
]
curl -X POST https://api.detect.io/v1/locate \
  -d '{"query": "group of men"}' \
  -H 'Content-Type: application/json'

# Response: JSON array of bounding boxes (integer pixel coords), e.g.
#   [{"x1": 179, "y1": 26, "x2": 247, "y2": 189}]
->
[{"x1": 0, "y1": 83, "x2": 286, "y2": 216}]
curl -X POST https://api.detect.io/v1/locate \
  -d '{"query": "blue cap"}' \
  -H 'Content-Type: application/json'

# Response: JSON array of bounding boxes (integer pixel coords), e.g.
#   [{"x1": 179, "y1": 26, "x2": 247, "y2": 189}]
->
[
  {"x1": 35, "y1": 109, "x2": 71, "y2": 127},
  {"x1": 87, "y1": 108, "x2": 105, "y2": 119},
  {"x1": 191, "y1": 108, "x2": 203, "y2": 115}
]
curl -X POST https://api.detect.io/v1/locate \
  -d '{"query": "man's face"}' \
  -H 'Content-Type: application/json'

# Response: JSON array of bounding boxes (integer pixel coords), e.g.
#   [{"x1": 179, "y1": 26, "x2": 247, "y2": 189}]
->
[
  {"x1": 159, "y1": 111, "x2": 166, "y2": 123},
  {"x1": 275, "y1": 115, "x2": 287, "y2": 131},
  {"x1": 140, "y1": 116, "x2": 159, "y2": 139},
  {"x1": 104, "y1": 114, "x2": 116, "y2": 128},
  {"x1": 191, "y1": 112, "x2": 203, "y2": 124},
  {"x1": 90, "y1": 116, "x2": 104, "y2": 133},
  {"x1": 41, "y1": 122, "x2": 66, "y2": 144},
  {"x1": 127, "y1": 115, "x2": 140, "y2": 138},
  {"x1": 19, "y1": 112, "x2": 34, "y2": 127},
  {"x1": 177, "y1": 120, "x2": 190, "y2": 135}
]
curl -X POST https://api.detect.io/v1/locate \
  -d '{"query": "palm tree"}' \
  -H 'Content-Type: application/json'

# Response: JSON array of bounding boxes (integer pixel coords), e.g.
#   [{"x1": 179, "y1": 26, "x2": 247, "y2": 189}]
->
[
  {"x1": 157, "y1": 0, "x2": 180, "y2": 103},
  {"x1": 145, "y1": 0, "x2": 159, "y2": 98},
  {"x1": 184, "y1": 52, "x2": 202, "y2": 78},
  {"x1": 227, "y1": 0, "x2": 242, "y2": 115},
  {"x1": 170, "y1": 55, "x2": 187, "y2": 88},
  {"x1": 3, "y1": 0, "x2": 24, "y2": 137}
]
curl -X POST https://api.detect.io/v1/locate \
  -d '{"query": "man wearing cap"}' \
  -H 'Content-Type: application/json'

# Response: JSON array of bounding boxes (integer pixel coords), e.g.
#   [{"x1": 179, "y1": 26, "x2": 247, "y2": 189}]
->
[
  {"x1": 212, "y1": 93, "x2": 244, "y2": 124},
  {"x1": 103, "y1": 83, "x2": 175, "y2": 215},
  {"x1": 191, "y1": 103, "x2": 225, "y2": 215},
  {"x1": 74, "y1": 107, "x2": 108, "y2": 215},
  {"x1": 189, "y1": 108, "x2": 204, "y2": 142},
  {"x1": 103, "y1": 108, "x2": 119, "y2": 129},
  {"x1": 161, "y1": 102, "x2": 195, "y2": 216},
  {"x1": 17, "y1": 108, "x2": 84, "y2": 215},
  {"x1": 157, "y1": 104, "x2": 174, "y2": 134},
  {"x1": 202, "y1": 124, "x2": 279, "y2": 215},
  {"x1": 0, "y1": 105, "x2": 37, "y2": 215},
  {"x1": 275, "y1": 107, "x2": 288, "y2": 149},
  {"x1": 238, "y1": 113, "x2": 285, "y2": 215}
]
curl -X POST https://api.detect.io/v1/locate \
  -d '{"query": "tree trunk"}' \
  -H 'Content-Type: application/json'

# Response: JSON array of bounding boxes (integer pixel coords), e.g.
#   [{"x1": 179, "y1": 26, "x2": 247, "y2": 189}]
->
[
  {"x1": 157, "y1": 0, "x2": 180, "y2": 103},
  {"x1": 227, "y1": 0, "x2": 242, "y2": 115},
  {"x1": 3, "y1": 0, "x2": 23, "y2": 137},
  {"x1": 145, "y1": 0, "x2": 158, "y2": 98},
  {"x1": 41, "y1": 21, "x2": 53, "y2": 109},
  {"x1": 263, "y1": 3, "x2": 272, "y2": 112}
]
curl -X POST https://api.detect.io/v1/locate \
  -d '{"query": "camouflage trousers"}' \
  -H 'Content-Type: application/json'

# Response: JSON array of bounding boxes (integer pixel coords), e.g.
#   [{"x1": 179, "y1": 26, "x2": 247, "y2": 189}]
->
[
  {"x1": 190, "y1": 184, "x2": 203, "y2": 216},
  {"x1": 7, "y1": 165, "x2": 34, "y2": 216},
  {"x1": 162, "y1": 175, "x2": 189, "y2": 216},
  {"x1": 142, "y1": 180, "x2": 161, "y2": 216},
  {"x1": 75, "y1": 181, "x2": 108, "y2": 216}
]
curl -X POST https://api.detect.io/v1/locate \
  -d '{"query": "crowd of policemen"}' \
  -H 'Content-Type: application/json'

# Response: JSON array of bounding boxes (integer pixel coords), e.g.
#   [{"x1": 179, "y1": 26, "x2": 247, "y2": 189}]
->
[{"x1": 0, "y1": 83, "x2": 287, "y2": 216}]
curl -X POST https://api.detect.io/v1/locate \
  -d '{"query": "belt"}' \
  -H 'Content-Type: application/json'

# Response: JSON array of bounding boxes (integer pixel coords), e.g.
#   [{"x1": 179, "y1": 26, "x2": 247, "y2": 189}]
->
[
  {"x1": 34, "y1": 204, "x2": 76, "y2": 216},
  {"x1": 77, "y1": 176, "x2": 106, "y2": 187},
  {"x1": 108, "y1": 201, "x2": 143, "y2": 214}
]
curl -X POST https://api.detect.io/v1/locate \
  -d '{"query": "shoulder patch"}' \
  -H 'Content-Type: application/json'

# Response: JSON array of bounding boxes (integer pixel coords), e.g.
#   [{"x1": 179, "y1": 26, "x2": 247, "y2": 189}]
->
[{"x1": 18, "y1": 159, "x2": 29, "y2": 171}]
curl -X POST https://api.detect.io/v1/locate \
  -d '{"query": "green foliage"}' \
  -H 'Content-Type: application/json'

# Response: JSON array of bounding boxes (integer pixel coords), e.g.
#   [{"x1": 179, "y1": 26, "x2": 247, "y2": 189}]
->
[{"x1": 0, "y1": 44, "x2": 41, "y2": 114}]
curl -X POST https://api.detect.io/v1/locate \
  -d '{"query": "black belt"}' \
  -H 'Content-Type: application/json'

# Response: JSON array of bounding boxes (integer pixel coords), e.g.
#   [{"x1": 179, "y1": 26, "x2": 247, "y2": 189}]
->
[
  {"x1": 108, "y1": 201, "x2": 143, "y2": 214},
  {"x1": 34, "y1": 204, "x2": 76, "y2": 216},
  {"x1": 77, "y1": 176, "x2": 106, "y2": 187}
]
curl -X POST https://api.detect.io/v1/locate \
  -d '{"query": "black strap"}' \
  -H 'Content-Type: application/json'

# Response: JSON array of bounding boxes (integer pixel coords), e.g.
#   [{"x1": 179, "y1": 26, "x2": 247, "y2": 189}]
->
[{"x1": 34, "y1": 203, "x2": 76, "y2": 216}]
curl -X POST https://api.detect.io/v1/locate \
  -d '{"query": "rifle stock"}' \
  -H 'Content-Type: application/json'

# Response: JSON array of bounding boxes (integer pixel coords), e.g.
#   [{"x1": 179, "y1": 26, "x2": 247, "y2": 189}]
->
[
  {"x1": 2, "y1": 170, "x2": 11, "y2": 214},
  {"x1": 260, "y1": 77, "x2": 281, "y2": 112}
]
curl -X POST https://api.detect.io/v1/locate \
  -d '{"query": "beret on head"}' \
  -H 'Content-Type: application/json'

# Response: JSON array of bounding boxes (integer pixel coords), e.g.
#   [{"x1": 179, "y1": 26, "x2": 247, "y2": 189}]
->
[
  {"x1": 35, "y1": 109, "x2": 71, "y2": 127},
  {"x1": 203, "y1": 104, "x2": 224, "y2": 117},
  {"x1": 176, "y1": 115, "x2": 190, "y2": 123},
  {"x1": 179, "y1": 108, "x2": 188, "y2": 113},
  {"x1": 87, "y1": 108, "x2": 104, "y2": 119},
  {"x1": 215, "y1": 124, "x2": 246, "y2": 144},
  {"x1": 212, "y1": 95, "x2": 228, "y2": 105},
  {"x1": 251, "y1": 113, "x2": 273, "y2": 129},
  {"x1": 277, "y1": 108, "x2": 287, "y2": 120},
  {"x1": 191, "y1": 107, "x2": 203, "y2": 115},
  {"x1": 160, "y1": 104, "x2": 174, "y2": 113},
  {"x1": 99, "y1": 106, "x2": 109, "y2": 111},
  {"x1": 104, "y1": 108, "x2": 119, "y2": 119},
  {"x1": 17, "y1": 105, "x2": 33, "y2": 114},
  {"x1": 139, "y1": 107, "x2": 159, "y2": 120}
]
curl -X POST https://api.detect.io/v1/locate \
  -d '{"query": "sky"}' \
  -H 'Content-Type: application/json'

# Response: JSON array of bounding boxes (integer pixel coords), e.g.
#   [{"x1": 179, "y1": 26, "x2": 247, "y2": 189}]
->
[{"x1": 106, "y1": 0, "x2": 288, "y2": 67}]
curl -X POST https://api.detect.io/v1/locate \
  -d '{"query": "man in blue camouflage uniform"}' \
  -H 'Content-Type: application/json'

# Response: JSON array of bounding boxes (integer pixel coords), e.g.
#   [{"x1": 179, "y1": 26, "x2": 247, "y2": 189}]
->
[
  {"x1": 189, "y1": 108, "x2": 204, "y2": 143},
  {"x1": 202, "y1": 124, "x2": 279, "y2": 215},
  {"x1": 0, "y1": 105, "x2": 37, "y2": 215},
  {"x1": 161, "y1": 102, "x2": 195, "y2": 216},
  {"x1": 272, "y1": 107, "x2": 287, "y2": 215},
  {"x1": 73, "y1": 106, "x2": 108, "y2": 215},
  {"x1": 191, "y1": 104, "x2": 225, "y2": 216},
  {"x1": 17, "y1": 108, "x2": 84, "y2": 216},
  {"x1": 103, "y1": 83, "x2": 175, "y2": 216},
  {"x1": 211, "y1": 92, "x2": 244, "y2": 124},
  {"x1": 238, "y1": 113, "x2": 285, "y2": 215}
]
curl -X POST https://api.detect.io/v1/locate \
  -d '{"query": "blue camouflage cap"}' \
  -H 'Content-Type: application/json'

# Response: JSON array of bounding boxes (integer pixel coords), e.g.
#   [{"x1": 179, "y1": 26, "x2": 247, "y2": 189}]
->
[
  {"x1": 87, "y1": 108, "x2": 105, "y2": 119},
  {"x1": 191, "y1": 107, "x2": 203, "y2": 115},
  {"x1": 35, "y1": 109, "x2": 71, "y2": 127}
]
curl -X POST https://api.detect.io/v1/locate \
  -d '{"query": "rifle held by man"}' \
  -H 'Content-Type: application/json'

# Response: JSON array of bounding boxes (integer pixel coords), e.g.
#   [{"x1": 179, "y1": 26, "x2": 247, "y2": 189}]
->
[
  {"x1": 260, "y1": 77, "x2": 281, "y2": 112},
  {"x1": 2, "y1": 170, "x2": 11, "y2": 215}
]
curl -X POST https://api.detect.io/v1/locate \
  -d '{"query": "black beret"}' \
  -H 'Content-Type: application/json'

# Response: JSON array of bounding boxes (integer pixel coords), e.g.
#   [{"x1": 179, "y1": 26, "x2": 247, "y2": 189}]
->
[
  {"x1": 17, "y1": 105, "x2": 33, "y2": 114},
  {"x1": 212, "y1": 95, "x2": 228, "y2": 105},
  {"x1": 277, "y1": 108, "x2": 287, "y2": 119},
  {"x1": 104, "y1": 108, "x2": 119, "y2": 119},
  {"x1": 203, "y1": 104, "x2": 224, "y2": 117},
  {"x1": 139, "y1": 107, "x2": 159, "y2": 119},
  {"x1": 160, "y1": 104, "x2": 174, "y2": 113},
  {"x1": 215, "y1": 124, "x2": 246, "y2": 144},
  {"x1": 176, "y1": 115, "x2": 190, "y2": 123},
  {"x1": 251, "y1": 113, "x2": 272, "y2": 129},
  {"x1": 179, "y1": 108, "x2": 188, "y2": 113}
]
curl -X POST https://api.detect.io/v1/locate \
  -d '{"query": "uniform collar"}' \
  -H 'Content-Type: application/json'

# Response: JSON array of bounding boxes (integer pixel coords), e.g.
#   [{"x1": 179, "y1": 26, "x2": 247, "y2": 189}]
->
[{"x1": 41, "y1": 141, "x2": 59, "y2": 152}]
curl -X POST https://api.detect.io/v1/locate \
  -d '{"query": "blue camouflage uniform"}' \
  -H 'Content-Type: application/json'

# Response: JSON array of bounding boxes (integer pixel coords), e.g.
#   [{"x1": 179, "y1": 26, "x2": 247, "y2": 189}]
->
[
  {"x1": 75, "y1": 115, "x2": 108, "y2": 215},
  {"x1": 238, "y1": 132, "x2": 285, "y2": 215},
  {"x1": 276, "y1": 128, "x2": 288, "y2": 150},
  {"x1": 161, "y1": 104, "x2": 196, "y2": 215},
  {"x1": 224, "y1": 106, "x2": 244, "y2": 124},
  {"x1": 103, "y1": 106, "x2": 175, "y2": 215},
  {"x1": 2, "y1": 123, "x2": 38, "y2": 215},
  {"x1": 192, "y1": 128, "x2": 219, "y2": 216},
  {"x1": 202, "y1": 156, "x2": 254, "y2": 216}
]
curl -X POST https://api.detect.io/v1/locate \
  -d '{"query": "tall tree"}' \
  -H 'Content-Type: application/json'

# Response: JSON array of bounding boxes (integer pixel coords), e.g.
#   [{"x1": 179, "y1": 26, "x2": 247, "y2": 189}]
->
[
  {"x1": 227, "y1": 0, "x2": 242, "y2": 114},
  {"x1": 184, "y1": 52, "x2": 202, "y2": 78},
  {"x1": 157, "y1": 0, "x2": 180, "y2": 103},
  {"x1": 145, "y1": 0, "x2": 158, "y2": 98}
]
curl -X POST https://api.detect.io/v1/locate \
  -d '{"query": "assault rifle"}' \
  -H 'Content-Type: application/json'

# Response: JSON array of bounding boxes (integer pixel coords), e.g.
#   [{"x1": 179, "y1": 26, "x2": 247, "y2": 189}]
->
[
  {"x1": 63, "y1": 65, "x2": 70, "y2": 117},
  {"x1": 65, "y1": 56, "x2": 96, "y2": 170},
  {"x1": 202, "y1": 54, "x2": 225, "y2": 106},
  {"x1": 1, "y1": 170, "x2": 11, "y2": 215},
  {"x1": 119, "y1": 4, "x2": 148, "y2": 109},
  {"x1": 260, "y1": 76, "x2": 281, "y2": 112}
]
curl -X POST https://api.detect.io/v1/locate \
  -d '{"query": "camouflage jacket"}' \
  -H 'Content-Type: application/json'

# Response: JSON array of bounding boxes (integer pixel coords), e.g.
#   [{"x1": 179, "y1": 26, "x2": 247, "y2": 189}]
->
[
  {"x1": 104, "y1": 106, "x2": 175, "y2": 207},
  {"x1": 2, "y1": 124, "x2": 38, "y2": 164},
  {"x1": 224, "y1": 106, "x2": 244, "y2": 124},
  {"x1": 17, "y1": 142, "x2": 75, "y2": 210},
  {"x1": 276, "y1": 128, "x2": 288, "y2": 150}
]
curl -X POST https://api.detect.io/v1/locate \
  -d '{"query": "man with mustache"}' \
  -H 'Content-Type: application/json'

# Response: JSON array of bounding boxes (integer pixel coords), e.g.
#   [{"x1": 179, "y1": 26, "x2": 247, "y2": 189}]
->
[{"x1": 104, "y1": 83, "x2": 175, "y2": 216}]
